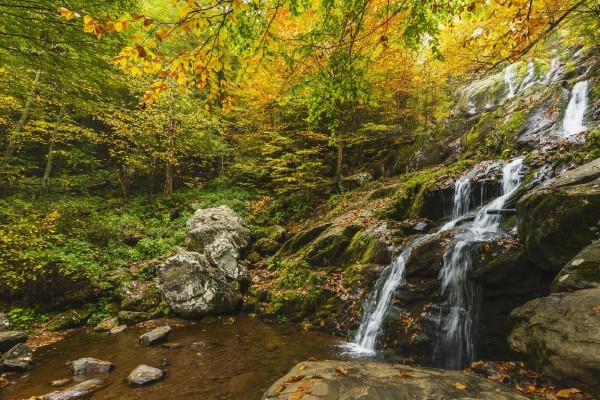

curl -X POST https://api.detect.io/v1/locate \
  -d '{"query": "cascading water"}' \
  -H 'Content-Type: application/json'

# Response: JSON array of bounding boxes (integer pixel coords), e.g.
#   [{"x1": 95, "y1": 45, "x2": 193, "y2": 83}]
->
[
  {"x1": 519, "y1": 60, "x2": 537, "y2": 91},
  {"x1": 436, "y1": 158, "x2": 523, "y2": 369},
  {"x1": 562, "y1": 80, "x2": 589, "y2": 137},
  {"x1": 504, "y1": 64, "x2": 517, "y2": 99},
  {"x1": 345, "y1": 158, "x2": 523, "y2": 361}
]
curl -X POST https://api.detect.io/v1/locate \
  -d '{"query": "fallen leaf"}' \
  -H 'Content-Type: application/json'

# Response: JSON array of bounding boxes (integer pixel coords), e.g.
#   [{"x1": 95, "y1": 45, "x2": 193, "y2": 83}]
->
[
  {"x1": 455, "y1": 383, "x2": 466, "y2": 390},
  {"x1": 557, "y1": 388, "x2": 582, "y2": 398},
  {"x1": 298, "y1": 365, "x2": 306, "y2": 371},
  {"x1": 336, "y1": 366, "x2": 348, "y2": 375},
  {"x1": 592, "y1": 304, "x2": 600, "y2": 313},
  {"x1": 398, "y1": 371, "x2": 414, "y2": 378},
  {"x1": 274, "y1": 384, "x2": 286, "y2": 394},
  {"x1": 286, "y1": 375, "x2": 304, "y2": 384}
]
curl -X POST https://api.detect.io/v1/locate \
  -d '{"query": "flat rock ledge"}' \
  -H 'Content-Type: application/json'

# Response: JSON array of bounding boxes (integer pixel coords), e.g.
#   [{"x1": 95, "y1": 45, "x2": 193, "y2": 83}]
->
[{"x1": 262, "y1": 361, "x2": 528, "y2": 400}]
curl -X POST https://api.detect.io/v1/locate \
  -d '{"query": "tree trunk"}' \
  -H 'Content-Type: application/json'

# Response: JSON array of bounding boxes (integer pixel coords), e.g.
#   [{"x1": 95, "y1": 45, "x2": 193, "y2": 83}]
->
[
  {"x1": 336, "y1": 142, "x2": 343, "y2": 189},
  {"x1": 116, "y1": 165, "x2": 129, "y2": 200},
  {"x1": 164, "y1": 159, "x2": 173, "y2": 197},
  {"x1": 1, "y1": 70, "x2": 41, "y2": 177},
  {"x1": 41, "y1": 106, "x2": 64, "y2": 194}
]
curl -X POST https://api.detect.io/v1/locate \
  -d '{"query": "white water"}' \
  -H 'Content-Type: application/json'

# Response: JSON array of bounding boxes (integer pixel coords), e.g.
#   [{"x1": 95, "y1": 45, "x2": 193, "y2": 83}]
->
[
  {"x1": 544, "y1": 58, "x2": 561, "y2": 83},
  {"x1": 504, "y1": 64, "x2": 517, "y2": 99},
  {"x1": 436, "y1": 158, "x2": 523, "y2": 368},
  {"x1": 562, "y1": 80, "x2": 589, "y2": 137},
  {"x1": 519, "y1": 60, "x2": 537, "y2": 91},
  {"x1": 345, "y1": 159, "x2": 523, "y2": 359}
]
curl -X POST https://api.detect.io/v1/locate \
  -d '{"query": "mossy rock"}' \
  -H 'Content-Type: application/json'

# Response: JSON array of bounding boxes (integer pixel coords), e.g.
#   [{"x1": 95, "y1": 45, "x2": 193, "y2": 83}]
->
[
  {"x1": 119, "y1": 280, "x2": 161, "y2": 312},
  {"x1": 45, "y1": 309, "x2": 91, "y2": 331},
  {"x1": 342, "y1": 226, "x2": 392, "y2": 266},
  {"x1": 552, "y1": 240, "x2": 600, "y2": 292},
  {"x1": 278, "y1": 223, "x2": 332, "y2": 255},
  {"x1": 305, "y1": 224, "x2": 361, "y2": 267}
]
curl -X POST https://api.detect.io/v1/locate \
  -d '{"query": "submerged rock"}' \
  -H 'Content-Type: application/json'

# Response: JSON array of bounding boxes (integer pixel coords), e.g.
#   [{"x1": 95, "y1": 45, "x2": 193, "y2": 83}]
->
[
  {"x1": 139, "y1": 325, "x2": 171, "y2": 346},
  {"x1": 110, "y1": 324, "x2": 127, "y2": 335},
  {"x1": 518, "y1": 157, "x2": 600, "y2": 272},
  {"x1": 1, "y1": 343, "x2": 32, "y2": 371},
  {"x1": 262, "y1": 361, "x2": 528, "y2": 399},
  {"x1": 126, "y1": 364, "x2": 164, "y2": 386},
  {"x1": 50, "y1": 378, "x2": 72, "y2": 387},
  {"x1": 552, "y1": 240, "x2": 600, "y2": 292},
  {"x1": 43, "y1": 378, "x2": 105, "y2": 400},
  {"x1": 67, "y1": 357, "x2": 114, "y2": 376},
  {"x1": 0, "y1": 331, "x2": 27, "y2": 353},
  {"x1": 509, "y1": 288, "x2": 600, "y2": 395}
]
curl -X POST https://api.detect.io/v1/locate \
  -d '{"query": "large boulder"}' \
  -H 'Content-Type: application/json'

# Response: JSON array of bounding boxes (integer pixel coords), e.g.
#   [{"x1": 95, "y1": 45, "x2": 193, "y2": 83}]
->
[
  {"x1": 157, "y1": 206, "x2": 250, "y2": 317},
  {"x1": 552, "y1": 240, "x2": 600, "y2": 292},
  {"x1": 158, "y1": 250, "x2": 241, "y2": 317},
  {"x1": 1, "y1": 343, "x2": 33, "y2": 371},
  {"x1": 517, "y1": 158, "x2": 600, "y2": 272},
  {"x1": 509, "y1": 288, "x2": 600, "y2": 395},
  {"x1": 0, "y1": 331, "x2": 27, "y2": 353},
  {"x1": 262, "y1": 361, "x2": 528, "y2": 399}
]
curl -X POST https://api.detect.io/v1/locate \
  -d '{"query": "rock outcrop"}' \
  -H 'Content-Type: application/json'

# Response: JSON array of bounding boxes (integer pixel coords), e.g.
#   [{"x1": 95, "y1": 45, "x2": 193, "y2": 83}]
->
[
  {"x1": 552, "y1": 240, "x2": 600, "y2": 292},
  {"x1": 157, "y1": 206, "x2": 250, "y2": 317},
  {"x1": 1, "y1": 343, "x2": 32, "y2": 370},
  {"x1": 0, "y1": 331, "x2": 27, "y2": 353},
  {"x1": 262, "y1": 361, "x2": 528, "y2": 400},
  {"x1": 518, "y1": 158, "x2": 600, "y2": 272},
  {"x1": 509, "y1": 288, "x2": 600, "y2": 395}
]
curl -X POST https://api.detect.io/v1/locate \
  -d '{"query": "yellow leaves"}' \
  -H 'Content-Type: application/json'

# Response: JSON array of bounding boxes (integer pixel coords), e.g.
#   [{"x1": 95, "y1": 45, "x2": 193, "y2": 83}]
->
[
  {"x1": 335, "y1": 366, "x2": 348, "y2": 375},
  {"x1": 454, "y1": 383, "x2": 467, "y2": 390},
  {"x1": 592, "y1": 304, "x2": 600, "y2": 313},
  {"x1": 57, "y1": 7, "x2": 80, "y2": 21},
  {"x1": 143, "y1": 81, "x2": 169, "y2": 104},
  {"x1": 83, "y1": 15, "x2": 104, "y2": 38}
]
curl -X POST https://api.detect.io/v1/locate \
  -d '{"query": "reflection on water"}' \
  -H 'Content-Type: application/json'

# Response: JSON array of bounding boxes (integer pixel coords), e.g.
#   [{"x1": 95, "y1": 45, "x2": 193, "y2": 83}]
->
[{"x1": 3, "y1": 316, "x2": 342, "y2": 400}]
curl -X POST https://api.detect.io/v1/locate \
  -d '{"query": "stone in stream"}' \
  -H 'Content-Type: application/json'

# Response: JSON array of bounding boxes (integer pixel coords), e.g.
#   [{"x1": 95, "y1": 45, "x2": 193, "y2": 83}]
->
[
  {"x1": 50, "y1": 378, "x2": 72, "y2": 387},
  {"x1": 110, "y1": 324, "x2": 127, "y2": 335},
  {"x1": 126, "y1": 364, "x2": 164, "y2": 387},
  {"x1": 66, "y1": 357, "x2": 114, "y2": 375},
  {"x1": 1, "y1": 343, "x2": 33, "y2": 371},
  {"x1": 94, "y1": 316, "x2": 119, "y2": 332},
  {"x1": 43, "y1": 378, "x2": 105, "y2": 400},
  {"x1": 262, "y1": 361, "x2": 528, "y2": 399},
  {"x1": 509, "y1": 287, "x2": 600, "y2": 396},
  {"x1": 118, "y1": 310, "x2": 150, "y2": 325},
  {"x1": 0, "y1": 331, "x2": 28, "y2": 353},
  {"x1": 139, "y1": 325, "x2": 171, "y2": 346}
]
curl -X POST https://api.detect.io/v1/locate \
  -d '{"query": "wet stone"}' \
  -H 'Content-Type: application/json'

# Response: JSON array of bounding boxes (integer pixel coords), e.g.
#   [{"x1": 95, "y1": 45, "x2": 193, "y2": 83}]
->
[
  {"x1": 66, "y1": 357, "x2": 114, "y2": 376},
  {"x1": 126, "y1": 364, "x2": 164, "y2": 387}
]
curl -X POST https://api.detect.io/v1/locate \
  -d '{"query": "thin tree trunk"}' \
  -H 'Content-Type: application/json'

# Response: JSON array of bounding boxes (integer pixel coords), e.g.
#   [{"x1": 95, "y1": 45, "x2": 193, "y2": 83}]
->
[
  {"x1": 164, "y1": 159, "x2": 173, "y2": 197},
  {"x1": 41, "y1": 105, "x2": 64, "y2": 194},
  {"x1": 116, "y1": 165, "x2": 129, "y2": 200},
  {"x1": 1, "y1": 70, "x2": 41, "y2": 176},
  {"x1": 336, "y1": 141, "x2": 343, "y2": 189},
  {"x1": 164, "y1": 118, "x2": 175, "y2": 198}
]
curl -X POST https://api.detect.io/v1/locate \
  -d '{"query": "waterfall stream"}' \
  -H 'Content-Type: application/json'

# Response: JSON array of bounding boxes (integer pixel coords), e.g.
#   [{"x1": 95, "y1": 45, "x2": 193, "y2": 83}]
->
[
  {"x1": 345, "y1": 158, "x2": 524, "y2": 364},
  {"x1": 504, "y1": 64, "x2": 517, "y2": 99},
  {"x1": 562, "y1": 80, "x2": 589, "y2": 137}
]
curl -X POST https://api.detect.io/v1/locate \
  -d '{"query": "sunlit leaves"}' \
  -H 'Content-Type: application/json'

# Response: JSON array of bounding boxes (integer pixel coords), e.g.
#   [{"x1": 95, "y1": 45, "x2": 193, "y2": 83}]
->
[{"x1": 57, "y1": 7, "x2": 80, "y2": 21}]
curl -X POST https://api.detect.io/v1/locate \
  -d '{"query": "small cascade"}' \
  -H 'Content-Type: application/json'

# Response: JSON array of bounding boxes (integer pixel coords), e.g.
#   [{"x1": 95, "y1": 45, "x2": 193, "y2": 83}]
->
[
  {"x1": 544, "y1": 57, "x2": 561, "y2": 83},
  {"x1": 436, "y1": 158, "x2": 523, "y2": 369},
  {"x1": 562, "y1": 80, "x2": 589, "y2": 137},
  {"x1": 519, "y1": 60, "x2": 536, "y2": 91},
  {"x1": 504, "y1": 64, "x2": 517, "y2": 99}
]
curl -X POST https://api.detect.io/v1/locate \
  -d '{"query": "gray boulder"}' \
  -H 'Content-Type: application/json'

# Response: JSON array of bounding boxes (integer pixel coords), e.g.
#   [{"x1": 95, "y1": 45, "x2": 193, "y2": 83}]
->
[
  {"x1": 94, "y1": 316, "x2": 119, "y2": 332},
  {"x1": 517, "y1": 158, "x2": 600, "y2": 272},
  {"x1": 157, "y1": 206, "x2": 250, "y2": 317},
  {"x1": 0, "y1": 331, "x2": 27, "y2": 353},
  {"x1": 127, "y1": 364, "x2": 164, "y2": 386},
  {"x1": 552, "y1": 240, "x2": 600, "y2": 292},
  {"x1": 117, "y1": 310, "x2": 149, "y2": 325},
  {"x1": 43, "y1": 378, "x2": 105, "y2": 400},
  {"x1": 67, "y1": 357, "x2": 114, "y2": 375},
  {"x1": 509, "y1": 288, "x2": 600, "y2": 395},
  {"x1": 158, "y1": 250, "x2": 241, "y2": 317},
  {"x1": 1, "y1": 343, "x2": 32, "y2": 371},
  {"x1": 262, "y1": 361, "x2": 528, "y2": 399},
  {"x1": 139, "y1": 325, "x2": 171, "y2": 346}
]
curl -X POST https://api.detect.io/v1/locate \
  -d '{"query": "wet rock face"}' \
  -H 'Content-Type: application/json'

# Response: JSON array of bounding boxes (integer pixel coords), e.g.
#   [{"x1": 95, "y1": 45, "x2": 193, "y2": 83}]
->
[
  {"x1": 518, "y1": 158, "x2": 600, "y2": 272},
  {"x1": 0, "y1": 331, "x2": 27, "y2": 353},
  {"x1": 262, "y1": 361, "x2": 528, "y2": 400},
  {"x1": 1, "y1": 343, "x2": 33, "y2": 371},
  {"x1": 552, "y1": 240, "x2": 600, "y2": 292},
  {"x1": 43, "y1": 378, "x2": 106, "y2": 400},
  {"x1": 157, "y1": 206, "x2": 249, "y2": 317},
  {"x1": 509, "y1": 288, "x2": 600, "y2": 395},
  {"x1": 67, "y1": 357, "x2": 114, "y2": 376},
  {"x1": 126, "y1": 364, "x2": 164, "y2": 386}
]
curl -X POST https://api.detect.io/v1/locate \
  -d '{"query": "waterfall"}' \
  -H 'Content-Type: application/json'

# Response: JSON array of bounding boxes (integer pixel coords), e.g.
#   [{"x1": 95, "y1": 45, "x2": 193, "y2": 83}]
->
[
  {"x1": 504, "y1": 64, "x2": 517, "y2": 99},
  {"x1": 562, "y1": 80, "x2": 589, "y2": 137},
  {"x1": 544, "y1": 58, "x2": 561, "y2": 83},
  {"x1": 519, "y1": 60, "x2": 536, "y2": 91},
  {"x1": 436, "y1": 158, "x2": 523, "y2": 368}
]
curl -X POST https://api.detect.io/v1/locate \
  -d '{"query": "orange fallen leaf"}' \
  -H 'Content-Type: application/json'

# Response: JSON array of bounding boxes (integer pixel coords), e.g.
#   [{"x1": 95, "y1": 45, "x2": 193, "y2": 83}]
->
[
  {"x1": 298, "y1": 365, "x2": 306, "y2": 371},
  {"x1": 336, "y1": 366, "x2": 348, "y2": 375},
  {"x1": 557, "y1": 388, "x2": 582, "y2": 398},
  {"x1": 274, "y1": 384, "x2": 286, "y2": 394},
  {"x1": 286, "y1": 375, "x2": 304, "y2": 384},
  {"x1": 289, "y1": 393, "x2": 304, "y2": 400},
  {"x1": 398, "y1": 371, "x2": 414, "y2": 378},
  {"x1": 592, "y1": 304, "x2": 600, "y2": 313},
  {"x1": 455, "y1": 383, "x2": 466, "y2": 390}
]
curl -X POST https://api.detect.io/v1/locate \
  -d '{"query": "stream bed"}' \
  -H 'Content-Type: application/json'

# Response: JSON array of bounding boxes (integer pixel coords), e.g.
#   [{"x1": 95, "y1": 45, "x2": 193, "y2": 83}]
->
[{"x1": 2, "y1": 316, "x2": 343, "y2": 400}]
